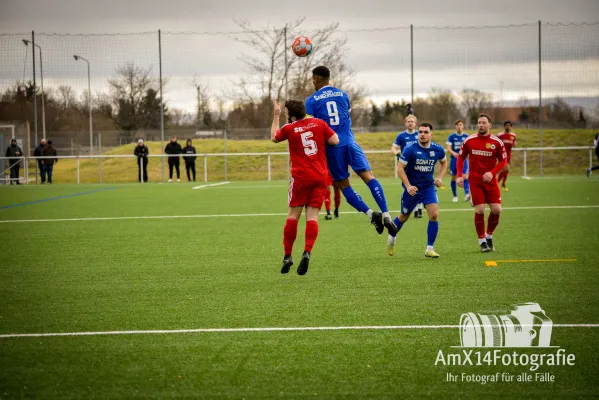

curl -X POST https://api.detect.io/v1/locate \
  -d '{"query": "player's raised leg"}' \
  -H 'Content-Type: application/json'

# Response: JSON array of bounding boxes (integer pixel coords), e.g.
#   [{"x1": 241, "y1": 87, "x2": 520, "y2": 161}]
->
[
  {"x1": 349, "y1": 143, "x2": 397, "y2": 235},
  {"x1": 328, "y1": 146, "x2": 388, "y2": 234}
]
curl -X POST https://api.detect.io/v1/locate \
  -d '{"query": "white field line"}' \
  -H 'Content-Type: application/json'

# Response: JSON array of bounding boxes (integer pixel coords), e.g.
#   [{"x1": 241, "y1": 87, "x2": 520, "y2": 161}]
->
[
  {"x1": 1, "y1": 323, "x2": 597, "y2": 339},
  {"x1": 1, "y1": 205, "x2": 599, "y2": 224},
  {"x1": 192, "y1": 181, "x2": 230, "y2": 190}
]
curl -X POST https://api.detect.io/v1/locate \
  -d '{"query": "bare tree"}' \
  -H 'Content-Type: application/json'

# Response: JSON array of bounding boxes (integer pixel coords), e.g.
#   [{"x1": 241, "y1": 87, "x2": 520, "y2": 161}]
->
[
  {"x1": 229, "y1": 20, "x2": 366, "y2": 129},
  {"x1": 108, "y1": 62, "x2": 159, "y2": 131},
  {"x1": 460, "y1": 88, "x2": 494, "y2": 124},
  {"x1": 58, "y1": 85, "x2": 76, "y2": 110}
]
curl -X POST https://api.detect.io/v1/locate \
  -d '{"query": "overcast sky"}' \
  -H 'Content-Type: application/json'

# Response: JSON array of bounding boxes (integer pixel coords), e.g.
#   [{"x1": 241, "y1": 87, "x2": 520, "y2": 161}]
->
[{"x1": 1, "y1": 0, "x2": 598, "y2": 111}]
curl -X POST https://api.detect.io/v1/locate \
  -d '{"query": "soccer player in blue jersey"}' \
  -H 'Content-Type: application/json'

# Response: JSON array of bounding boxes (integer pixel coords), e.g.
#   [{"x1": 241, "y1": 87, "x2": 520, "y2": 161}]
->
[
  {"x1": 391, "y1": 114, "x2": 424, "y2": 218},
  {"x1": 387, "y1": 123, "x2": 448, "y2": 258},
  {"x1": 446, "y1": 119, "x2": 471, "y2": 203},
  {"x1": 306, "y1": 66, "x2": 397, "y2": 235}
]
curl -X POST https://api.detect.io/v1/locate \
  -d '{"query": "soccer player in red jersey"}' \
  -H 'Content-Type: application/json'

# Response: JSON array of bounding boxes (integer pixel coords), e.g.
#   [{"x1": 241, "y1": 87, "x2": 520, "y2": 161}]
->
[
  {"x1": 457, "y1": 114, "x2": 508, "y2": 252},
  {"x1": 324, "y1": 173, "x2": 342, "y2": 220},
  {"x1": 497, "y1": 121, "x2": 517, "y2": 191},
  {"x1": 271, "y1": 99, "x2": 339, "y2": 275}
]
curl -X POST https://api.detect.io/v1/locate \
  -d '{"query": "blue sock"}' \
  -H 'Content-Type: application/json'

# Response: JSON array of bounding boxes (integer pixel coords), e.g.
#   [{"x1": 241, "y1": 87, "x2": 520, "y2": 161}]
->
[
  {"x1": 464, "y1": 179, "x2": 470, "y2": 195},
  {"x1": 366, "y1": 178, "x2": 389, "y2": 212},
  {"x1": 341, "y1": 186, "x2": 370, "y2": 214},
  {"x1": 391, "y1": 216, "x2": 405, "y2": 237},
  {"x1": 427, "y1": 221, "x2": 439, "y2": 247},
  {"x1": 451, "y1": 181, "x2": 457, "y2": 196}
]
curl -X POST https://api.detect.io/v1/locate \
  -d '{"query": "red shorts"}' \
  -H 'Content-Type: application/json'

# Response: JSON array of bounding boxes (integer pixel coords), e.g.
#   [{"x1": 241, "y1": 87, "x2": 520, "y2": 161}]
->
[
  {"x1": 470, "y1": 180, "x2": 502, "y2": 205},
  {"x1": 288, "y1": 178, "x2": 328, "y2": 209}
]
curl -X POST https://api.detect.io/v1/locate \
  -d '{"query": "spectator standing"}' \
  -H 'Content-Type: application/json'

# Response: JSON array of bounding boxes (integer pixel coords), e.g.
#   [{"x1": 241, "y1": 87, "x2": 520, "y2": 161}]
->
[
  {"x1": 134, "y1": 139, "x2": 149, "y2": 183},
  {"x1": 41, "y1": 140, "x2": 58, "y2": 184},
  {"x1": 183, "y1": 139, "x2": 197, "y2": 182},
  {"x1": 5, "y1": 138, "x2": 23, "y2": 185}
]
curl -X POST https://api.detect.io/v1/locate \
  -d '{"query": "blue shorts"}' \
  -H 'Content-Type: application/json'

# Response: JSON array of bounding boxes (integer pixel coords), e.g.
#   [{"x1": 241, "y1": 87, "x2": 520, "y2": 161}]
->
[
  {"x1": 401, "y1": 187, "x2": 438, "y2": 215},
  {"x1": 326, "y1": 142, "x2": 371, "y2": 182},
  {"x1": 450, "y1": 157, "x2": 469, "y2": 176}
]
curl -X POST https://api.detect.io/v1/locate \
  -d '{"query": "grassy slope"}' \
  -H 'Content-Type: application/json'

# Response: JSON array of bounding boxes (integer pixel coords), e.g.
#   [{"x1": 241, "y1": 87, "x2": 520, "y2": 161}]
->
[
  {"x1": 35, "y1": 129, "x2": 596, "y2": 184},
  {"x1": 0, "y1": 179, "x2": 598, "y2": 398}
]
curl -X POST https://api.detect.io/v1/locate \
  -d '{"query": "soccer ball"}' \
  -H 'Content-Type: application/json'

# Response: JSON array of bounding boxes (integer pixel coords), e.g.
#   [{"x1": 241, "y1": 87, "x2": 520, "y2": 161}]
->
[{"x1": 292, "y1": 36, "x2": 313, "y2": 57}]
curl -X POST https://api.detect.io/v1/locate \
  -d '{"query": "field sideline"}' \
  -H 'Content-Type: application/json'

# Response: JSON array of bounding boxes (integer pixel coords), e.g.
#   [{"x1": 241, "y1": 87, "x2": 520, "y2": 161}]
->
[{"x1": 0, "y1": 177, "x2": 598, "y2": 398}]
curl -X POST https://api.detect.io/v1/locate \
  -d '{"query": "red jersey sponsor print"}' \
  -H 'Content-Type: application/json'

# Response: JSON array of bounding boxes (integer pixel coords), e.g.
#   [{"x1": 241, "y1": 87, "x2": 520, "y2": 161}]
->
[
  {"x1": 275, "y1": 118, "x2": 336, "y2": 181},
  {"x1": 497, "y1": 131, "x2": 517, "y2": 154},
  {"x1": 458, "y1": 133, "x2": 507, "y2": 181}
]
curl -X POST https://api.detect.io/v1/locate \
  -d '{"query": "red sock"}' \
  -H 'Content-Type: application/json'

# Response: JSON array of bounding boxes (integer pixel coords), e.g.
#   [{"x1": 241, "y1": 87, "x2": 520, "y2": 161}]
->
[
  {"x1": 324, "y1": 188, "x2": 331, "y2": 212},
  {"x1": 475, "y1": 213, "x2": 486, "y2": 239},
  {"x1": 304, "y1": 220, "x2": 319, "y2": 252},
  {"x1": 283, "y1": 218, "x2": 298, "y2": 255},
  {"x1": 503, "y1": 170, "x2": 509, "y2": 186},
  {"x1": 334, "y1": 187, "x2": 341, "y2": 209},
  {"x1": 487, "y1": 213, "x2": 500, "y2": 235}
]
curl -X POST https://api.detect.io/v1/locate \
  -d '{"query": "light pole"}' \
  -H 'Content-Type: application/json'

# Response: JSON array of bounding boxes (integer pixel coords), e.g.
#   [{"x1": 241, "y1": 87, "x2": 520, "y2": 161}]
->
[
  {"x1": 22, "y1": 39, "x2": 46, "y2": 140},
  {"x1": 74, "y1": 55, "x2": 93, "y2": 155}
]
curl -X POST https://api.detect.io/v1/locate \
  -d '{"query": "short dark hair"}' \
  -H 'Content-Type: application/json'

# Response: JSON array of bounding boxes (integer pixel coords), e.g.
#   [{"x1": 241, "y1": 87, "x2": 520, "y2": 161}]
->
[
  {"x1": 454, "y1": 119, "x2": 463, "y2": 125},
  {"x1": 47, "y1": 140, "x2": 53, "y2": 145},
  {"x1": 285, "y1": 99, "x2": 306, "y2": 120},
  {"x1": 312, "y1": 66, "x2": 330, "y2": 79},
  {"x1": 478, "y1": 113, "x2": 492, "y2": 123},
  {"x1": 419, "y1": 122, "x2": 433, "y2": 131},
  {"x1": 504, "y1": 120, "x2": 512, "y2": 127}
]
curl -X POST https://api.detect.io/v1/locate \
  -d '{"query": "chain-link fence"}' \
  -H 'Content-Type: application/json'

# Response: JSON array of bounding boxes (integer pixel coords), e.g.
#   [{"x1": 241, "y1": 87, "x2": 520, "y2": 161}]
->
[{"x1": 1, "y1": 22, "x2": 598, "y2": 180}]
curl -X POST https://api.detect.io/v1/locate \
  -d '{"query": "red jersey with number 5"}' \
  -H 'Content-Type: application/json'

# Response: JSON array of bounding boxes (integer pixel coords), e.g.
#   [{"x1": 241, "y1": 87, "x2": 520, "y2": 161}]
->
[{"x1": 275, "y1": 118, "x2": 336, "y2": 181}]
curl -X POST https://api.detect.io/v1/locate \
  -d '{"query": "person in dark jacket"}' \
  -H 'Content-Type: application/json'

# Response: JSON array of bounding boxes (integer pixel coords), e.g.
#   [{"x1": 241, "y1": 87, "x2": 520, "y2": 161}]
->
[
  {"x1": 41, "y1": 140, "x2": 58, "y2": 184},
  {"x1": 5, "y1": 138, "x2": 23, "y2": 184},
  {"x1": 134, "y1": 139, "x2": 149, "y2": 183},
  {"x1": 164, "y1": 136, "x2": 182, "y2": 182},
  {"x1": 183, "y1": 139, "x2": 197, "y2": 182},
  {"x1": 33, "y1": 138, "x2": 47, "y2": 183}
]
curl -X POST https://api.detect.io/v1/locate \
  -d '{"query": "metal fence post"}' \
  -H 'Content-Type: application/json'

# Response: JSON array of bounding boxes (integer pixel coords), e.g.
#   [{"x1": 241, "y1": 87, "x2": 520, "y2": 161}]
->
[
  {"x1": 204, "y1": 155, "x2": 208, "y2": 182},
  {"x1": 523, "y1": 150, "x2": 527, "y2": 178},
  {"x1": 394, "y1": 156, "x2": 398, "y2": 179},
  {"x1": 77, "y1": 156, "x2": 80, "y2": 184},
  {"x1": 267, "y1": 153, "x2": 271, "y2": 181},
  {"x1": 98, "y1": 133, "x2": 102, "y2": 183},
  {"x1": 590, "y1": 148, "x2": 593, "y2": 169}
]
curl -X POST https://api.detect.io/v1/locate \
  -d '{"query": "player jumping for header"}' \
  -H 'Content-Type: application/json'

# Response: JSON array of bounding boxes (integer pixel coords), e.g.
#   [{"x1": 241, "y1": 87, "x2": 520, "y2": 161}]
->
[
  {"x1": 306, "y1": 66, "x2": 397, "y2": 236},
  {"x1": 457, "y1": 114, "x2": 507, "y2": 252},
  {"x1": 387, "y1": 123, "x2": 447, "y2": 258},
  {"x1": 272, "y1": 99, "x2": 339, "y2": 275}
]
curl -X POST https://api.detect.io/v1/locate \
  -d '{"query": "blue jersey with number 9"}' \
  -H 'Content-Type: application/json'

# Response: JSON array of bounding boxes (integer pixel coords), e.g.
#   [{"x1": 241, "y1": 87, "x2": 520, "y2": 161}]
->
[{"x1": 305, "y1": 86, "x2": 354, "y2": 147}]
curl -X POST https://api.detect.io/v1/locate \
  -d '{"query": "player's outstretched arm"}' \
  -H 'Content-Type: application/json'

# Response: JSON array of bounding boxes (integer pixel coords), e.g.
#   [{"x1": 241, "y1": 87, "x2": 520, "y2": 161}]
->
[
  {"x1": 391, "y1": 144, "x2": 400, "y2": 156},
  {"x1": 271, "y1": 99, "x2": 282, "y2": 143}
]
